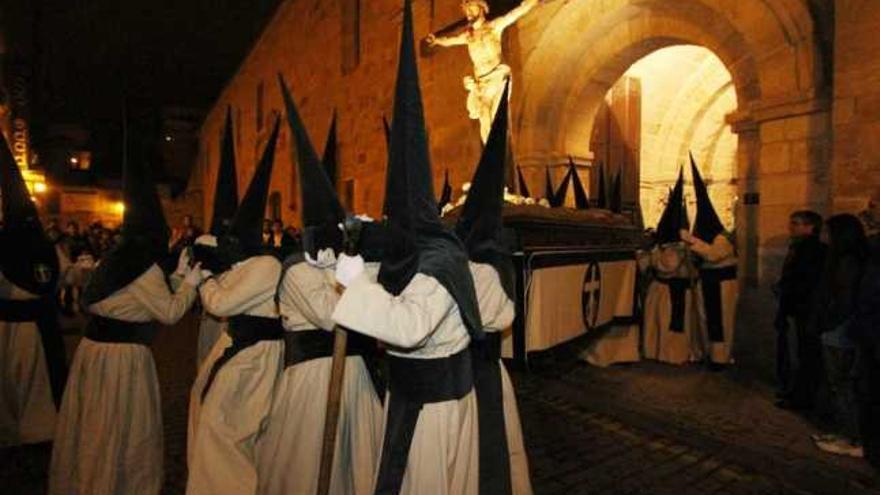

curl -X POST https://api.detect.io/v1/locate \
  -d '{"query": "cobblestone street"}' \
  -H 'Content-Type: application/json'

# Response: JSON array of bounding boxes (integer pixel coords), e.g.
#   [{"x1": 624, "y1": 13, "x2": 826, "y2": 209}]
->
[{"x1": 2, "y1": 296, "x2": 879, "y2": 494}]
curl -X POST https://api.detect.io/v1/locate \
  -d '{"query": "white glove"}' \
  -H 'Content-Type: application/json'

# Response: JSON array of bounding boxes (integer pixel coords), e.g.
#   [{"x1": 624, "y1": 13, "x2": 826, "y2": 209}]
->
[
  {"x1": 175, "y1": 248, "x2": 192, "y2": 275},
  {"x1": 194, "y1": 234, "x2": 218, "y2": 247},
  {"x1": 184, "y1": 262, "x2": 204, "y2": 287},
  {"x1": 335, "y1": 253, "x2": 365, "y2": 287},
  {"x1": 305, "y1": 248, "x2": 338, "y2": 268}
]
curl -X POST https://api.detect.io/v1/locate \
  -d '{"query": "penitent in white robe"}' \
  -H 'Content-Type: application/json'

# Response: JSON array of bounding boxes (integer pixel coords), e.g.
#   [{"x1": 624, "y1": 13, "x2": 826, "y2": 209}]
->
[
  {"x1": 642, "y1": 244, "x2": 702, "y2": 365},
  {"x1": 689, "y1": 234, "x2": 739, "y2": 365},
  {"x1": 196, "y1": 312, "x2": 226, "y2": 369},
  {"x1": 470, "y1": 262, "x2": 533, "y2": 495},
  {"x1": 256, "y1": 261, "x2": 383, "y2": 495},
  {"x1": 48, "y1": 264, "x2": 198, "y2": 495},
  {"x1": 0, "y1": 272, "x2": 57, "y2": 447},
  {"x1": 186, "y1": 315, "x2": 230, "y2": 468},
  {"x1": 333, "y1": 271, "x2": 478, "y2": 495},
  {"x1": 186, "y1": 255, "x2": 284, "y2": 495}
]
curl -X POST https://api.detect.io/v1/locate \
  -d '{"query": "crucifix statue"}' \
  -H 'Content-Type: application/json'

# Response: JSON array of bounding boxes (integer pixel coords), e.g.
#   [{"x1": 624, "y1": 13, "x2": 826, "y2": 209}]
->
[{"x1": 426, "y1": 0, "x2": 541, "y2": 143}]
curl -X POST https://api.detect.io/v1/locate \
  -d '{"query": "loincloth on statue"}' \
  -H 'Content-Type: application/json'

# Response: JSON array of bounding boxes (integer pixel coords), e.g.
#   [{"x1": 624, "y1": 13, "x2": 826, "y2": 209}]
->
[{"x1": 464, "y1": 64, "x2": 512, "y2": 119}]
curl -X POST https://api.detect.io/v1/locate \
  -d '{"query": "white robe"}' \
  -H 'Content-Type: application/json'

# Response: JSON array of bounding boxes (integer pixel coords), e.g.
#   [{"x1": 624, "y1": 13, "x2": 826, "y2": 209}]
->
[
  {"x1": 470, "y1": 262, "x2": 533, "y2": 495},
  {"x1": 642, "y1": 245, "x2": 702, "y2": 365},
  {"x1": 689, "y1": 234, "x2": 739, "y2": 364},
  {"x1": 333, "y1": 271, "x2": 478, "y2": 495},
  {"x1": 186, "y1": 316, "x2": 230, "y2": 467},
  {"x1": 196, "y1": 312, "x2": 226, "y2": 368},
  {"x1": 0, "y1": 272, "x2": 57, "y2": 446},
  {"x1": 48, "y1": 263, "x2": 197, "y2": 495},
  {"x1": 186, "y1": 255, "x2": 284, "y2": 495},
  {"x1": 256, "y1": 261, "x2": 382, "y2": 495}
]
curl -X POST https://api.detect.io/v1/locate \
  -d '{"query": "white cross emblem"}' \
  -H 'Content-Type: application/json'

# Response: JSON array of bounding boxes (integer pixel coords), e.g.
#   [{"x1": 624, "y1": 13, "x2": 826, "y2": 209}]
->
[{"x1": 581, "y1": 261, "x2": 602, "y2": 330}]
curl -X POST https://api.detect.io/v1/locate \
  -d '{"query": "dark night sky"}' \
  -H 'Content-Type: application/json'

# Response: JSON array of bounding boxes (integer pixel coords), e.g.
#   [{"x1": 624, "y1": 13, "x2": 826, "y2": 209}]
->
[
  {"x1": 7, "y1": 0, "x2": 283, "y2": 177},
  {"x1": 35, "y1": 0, "x2": 282, "y2": 120}
]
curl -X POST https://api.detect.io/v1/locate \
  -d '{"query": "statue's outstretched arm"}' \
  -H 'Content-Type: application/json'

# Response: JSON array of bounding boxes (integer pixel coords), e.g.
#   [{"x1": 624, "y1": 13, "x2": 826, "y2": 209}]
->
[
  {"x1": 426, "y1": 30, "x2": 468, "y2": 47},
  {"x1": 495, "y1": 0, "x2": 541, "y2": 31}
]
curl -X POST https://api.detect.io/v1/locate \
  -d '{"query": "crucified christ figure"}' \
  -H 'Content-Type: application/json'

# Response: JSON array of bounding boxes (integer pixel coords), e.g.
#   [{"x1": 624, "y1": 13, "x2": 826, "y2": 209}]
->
[{"x1": 426, "y1": 0, "x2": 541, "y2": 142}]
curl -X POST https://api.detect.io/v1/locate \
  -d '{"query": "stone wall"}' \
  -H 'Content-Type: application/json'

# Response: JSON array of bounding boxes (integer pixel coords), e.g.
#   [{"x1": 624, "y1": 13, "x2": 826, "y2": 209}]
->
[
  {"x1": 832, "y1": 0, "x2": 880, "y2": 213},
  {"x1": 188, "y1": 0, "x2": 863, "y2": 286}
]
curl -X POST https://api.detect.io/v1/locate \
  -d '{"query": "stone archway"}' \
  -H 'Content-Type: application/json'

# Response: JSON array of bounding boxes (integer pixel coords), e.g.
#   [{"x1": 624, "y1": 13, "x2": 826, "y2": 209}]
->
[{"x1": 511, "y1": 0, "x2": 830, "y2": 286}]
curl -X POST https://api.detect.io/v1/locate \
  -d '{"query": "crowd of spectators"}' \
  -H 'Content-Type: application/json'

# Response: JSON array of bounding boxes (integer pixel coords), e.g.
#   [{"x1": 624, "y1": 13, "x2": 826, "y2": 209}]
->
[{"x1": 774, "y1": 190, "x2": 880, "y2": 468}]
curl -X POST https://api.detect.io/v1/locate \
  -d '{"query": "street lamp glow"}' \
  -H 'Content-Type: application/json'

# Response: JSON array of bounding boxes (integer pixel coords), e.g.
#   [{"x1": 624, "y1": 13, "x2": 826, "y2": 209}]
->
[
  {"x1": 33, "y1": 181, "x2": 47, "y2": 193},
  {"x1": 113, "y1": 201, "x2": 126, "y2": 215}
]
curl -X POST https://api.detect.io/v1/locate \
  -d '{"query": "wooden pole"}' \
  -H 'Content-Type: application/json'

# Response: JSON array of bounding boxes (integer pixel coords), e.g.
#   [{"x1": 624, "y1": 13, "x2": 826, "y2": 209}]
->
[{"x1": 317, "y1": 324, "x2": 348, "y2": 495}]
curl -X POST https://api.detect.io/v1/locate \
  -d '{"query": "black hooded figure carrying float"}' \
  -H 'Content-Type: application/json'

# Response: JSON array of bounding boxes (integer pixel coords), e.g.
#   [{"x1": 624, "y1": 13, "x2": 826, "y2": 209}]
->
[
  {"x1": 596, "y1": 162, "x2": 608, "y2": 209},
  {"x1": 685, "y1": 153, "x2": 738, "y2": 365},
  {"x1": 193, "y1": 107, "x2": 240, "y2": 274},
  {"x1": 48, "y1": 140, "x2": 202, "y2": 495},
  {"x1": 279, "y1": 76, "x2": 346, "y2": 261},
  {"x1": 81, "y1": 150, "x2": 172, "y2": 309},
  {"x1": 455, "y1": 80, "x2": 532, "y2": 495},
  {"x1": 198, "y1": 117, "x2": 283, "y2": 400},
  {"x1": 330, "y1": 2, "x2": 485, "y2": 493},
  {"x1": 0, "y1": 131, "x2": 67, "y2": 413},
  {"x1": 655, "y1": 167, "x2": 689, "y2": 246},
  {"x1": 266, "y1": 75, "x2": 385, "y2": 495},
  {"x1": 651, "y1": 167, "x2": 693, "y2": 334},
  {"x1": 567, "y1": 157, "x2": 590, "y2": 210},
  {"x1": 455, "y1": 81, "x2": 516, "y2": 301},
  {"x1": 374, "y1": 2, "x2": 482, "y2": 339}
]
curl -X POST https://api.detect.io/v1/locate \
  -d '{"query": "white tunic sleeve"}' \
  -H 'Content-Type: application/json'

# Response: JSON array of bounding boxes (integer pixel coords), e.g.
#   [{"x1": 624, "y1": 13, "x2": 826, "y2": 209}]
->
[
  {"x1": 332, "y1": 272, "x2": 455, "y2": 350},
  {"x1": 126, "y1": 264, "x2": 198, "y2": 325},
  {"x1": 689, "y1": 235, "x2": 735, "y2": 264},
  {"x1": 470, "y1": 262, "x2": 514, "y2": 332},
  {"x1": 199, "y1": 256, "x2": 281, "y2": 317},
  {"x1": 279, "y1": 262, "x2": 339, "y2": 331}
]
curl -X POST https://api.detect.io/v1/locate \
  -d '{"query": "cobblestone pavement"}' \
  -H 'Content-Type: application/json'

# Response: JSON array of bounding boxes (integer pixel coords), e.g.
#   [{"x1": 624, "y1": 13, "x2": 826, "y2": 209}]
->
[{"x1": 2, "y1": 300, "x2": 879, "y2": 494}]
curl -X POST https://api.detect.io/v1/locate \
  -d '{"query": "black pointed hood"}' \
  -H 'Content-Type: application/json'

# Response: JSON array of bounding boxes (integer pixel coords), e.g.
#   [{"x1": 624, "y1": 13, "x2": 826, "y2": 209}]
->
[
  {"x1": 194, "y1": 107, "x2": 240, "y2": 273},
  {"x1": 596, "y1": 163, "x2": 608, "y2": 209},
  {"x1": 568, "y1": 157, "x2": 589, "y2": 210},
  {"x1": 553, "y1": 166, "x2": 572, "y2": 208},
  {"x1": 690, "y1": 153, "x2": 725, "y2": 243},
  {"x1": 517, "y1": 166, "x2": 531, "y2": 198},
  {"x1": 0, "y1": 133, "x2": 59, "y2": 296},
  {"x1": 610, "y1": 170, "x2": 622, "y2": 213},
  {"x1": 322, "y1": 112, "x2": 339, "y2": 188},
  {"x1": 279, "y1": 75, "x2": 344, "y2": 256},
  {"x1": 655, "y1": 167, "x2": 687, "y2": 245},
  {"x1": 381, "y1": 116, "x2": 392, "y2": 218},
  {"x1": 379, "y1": 0, "x2": 482, "y2": 339},
  {"x1": 211, "y1": 107, "x2": 239, "y2": 236},
  {"x1": 82, "y1": 154, "x2": 170, "y2": 305},
  {"x1": 438, "y1": 169, "x2": 453, "y2": 212},
  {"x1": 544, "y1": 166, "x2": 555, "y2": 204},
  {"x1": 455, "y1": 81, "x2": 515, "y2": 299},
  {"x1": 217, "y1": 117, "x2": 281, "y2": 265}
]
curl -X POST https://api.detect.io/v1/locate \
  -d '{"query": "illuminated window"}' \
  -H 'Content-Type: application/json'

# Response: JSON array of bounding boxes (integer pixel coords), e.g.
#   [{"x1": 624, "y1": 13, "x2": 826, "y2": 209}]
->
[{"x1": 68, "y1": 151, "x2": 92, "y2": 171}]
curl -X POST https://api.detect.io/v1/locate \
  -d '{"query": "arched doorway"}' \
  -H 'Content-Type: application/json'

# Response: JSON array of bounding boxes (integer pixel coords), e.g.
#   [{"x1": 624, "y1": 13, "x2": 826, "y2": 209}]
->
[
  {"x1": 512, "y1": 0, "x2": 831, "y2": 287},
  {"x1": 590, "y1": 45, "x2": 738, "y2": 230}
]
